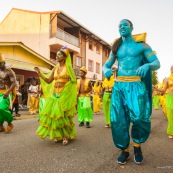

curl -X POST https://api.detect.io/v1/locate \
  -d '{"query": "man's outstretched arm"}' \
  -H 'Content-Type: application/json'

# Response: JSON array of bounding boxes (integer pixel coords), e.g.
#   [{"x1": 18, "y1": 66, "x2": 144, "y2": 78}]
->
[{"x1": 102, "y1": 51, "x2": 116, "y2": 78}]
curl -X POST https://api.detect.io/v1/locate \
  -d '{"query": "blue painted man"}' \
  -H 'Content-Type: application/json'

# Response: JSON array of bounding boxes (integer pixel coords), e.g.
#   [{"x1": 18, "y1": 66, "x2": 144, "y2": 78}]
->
[{"x1": 102, "y1": 19, "x2": 160, "y2": 164}]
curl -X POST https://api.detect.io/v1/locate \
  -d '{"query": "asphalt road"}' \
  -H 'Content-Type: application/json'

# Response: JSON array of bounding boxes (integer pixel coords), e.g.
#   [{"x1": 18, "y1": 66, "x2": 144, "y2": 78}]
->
[{"x1": 0, "y1": 108, "x2": 173, "y2": 173}]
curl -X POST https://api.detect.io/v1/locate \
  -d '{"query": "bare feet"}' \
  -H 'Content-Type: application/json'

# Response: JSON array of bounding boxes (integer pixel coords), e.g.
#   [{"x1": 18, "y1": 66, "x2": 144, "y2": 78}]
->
[{"x1": 105, "y1": 124, "x2": 110, "y2": 128}]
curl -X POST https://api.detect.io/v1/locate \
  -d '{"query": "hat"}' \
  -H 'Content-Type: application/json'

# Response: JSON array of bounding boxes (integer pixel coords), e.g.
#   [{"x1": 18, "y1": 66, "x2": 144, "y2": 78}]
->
[
  {"x1": 0, "y1": 53, "x2": 5, "y2": 62},
  {"x1": 80, "y1": 66, "x2": 87, "y2": 73},
  {"x1": 60, "y1": 46, "x2": 69, "y2": 57}
]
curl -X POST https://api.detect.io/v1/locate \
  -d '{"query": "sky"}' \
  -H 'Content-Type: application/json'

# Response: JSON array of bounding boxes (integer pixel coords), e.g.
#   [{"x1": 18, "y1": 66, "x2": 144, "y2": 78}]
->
[{"x1": 0, "y1": 0, "x2": 172, "y2": 82}]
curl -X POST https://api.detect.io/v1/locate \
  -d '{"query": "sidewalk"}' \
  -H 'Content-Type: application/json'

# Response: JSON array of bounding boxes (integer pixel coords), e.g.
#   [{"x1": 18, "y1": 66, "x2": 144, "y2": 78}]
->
[{"x1": 13, "y1": 108, "x2": 38, "y2": 120}]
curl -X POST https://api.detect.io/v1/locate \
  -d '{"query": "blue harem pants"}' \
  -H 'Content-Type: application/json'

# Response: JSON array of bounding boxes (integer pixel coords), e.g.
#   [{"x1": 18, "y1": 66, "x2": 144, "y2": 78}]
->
[{"x1": 111, "y1": 81, "x2": 151, "y2": 150}]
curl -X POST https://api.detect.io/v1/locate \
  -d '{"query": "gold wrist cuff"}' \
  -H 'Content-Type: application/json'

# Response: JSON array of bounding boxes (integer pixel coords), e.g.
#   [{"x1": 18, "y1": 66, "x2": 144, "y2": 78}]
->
[{"x1": 133, "y1": 142, "x2": 141, "y2": 148}]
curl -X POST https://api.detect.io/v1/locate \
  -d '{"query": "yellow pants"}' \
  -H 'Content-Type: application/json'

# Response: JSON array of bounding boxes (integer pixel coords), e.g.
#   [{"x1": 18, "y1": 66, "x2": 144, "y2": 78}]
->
[
  {"x1": 93, "y1": 94, "x2": 101, "y2": 113},
  {"x1": 29, "y1": 96, "x2": 39, "y2": 114}
]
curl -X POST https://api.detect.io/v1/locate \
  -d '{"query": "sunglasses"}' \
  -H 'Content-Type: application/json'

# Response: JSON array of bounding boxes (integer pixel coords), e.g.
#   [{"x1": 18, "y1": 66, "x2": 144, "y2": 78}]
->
[{"x1": 56, "y1": 51, "x2": 63, "y2": 57}]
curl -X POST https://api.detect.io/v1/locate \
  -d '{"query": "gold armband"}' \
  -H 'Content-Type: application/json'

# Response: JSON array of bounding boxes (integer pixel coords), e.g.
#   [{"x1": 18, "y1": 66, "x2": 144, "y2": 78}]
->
[
  {"x1": 107, "y1": 57, "x2": 114, "y2": 62},
  {"x1": 146, "y1": 51, "x2": 156, "y2": 58},
  {"x1": 39, "y1": 73, "x2": 46, "y2": 80}
]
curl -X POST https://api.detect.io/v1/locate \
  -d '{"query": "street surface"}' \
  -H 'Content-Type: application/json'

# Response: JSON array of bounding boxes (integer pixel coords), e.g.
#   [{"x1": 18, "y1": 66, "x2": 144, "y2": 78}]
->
[{"x1": 0, "y1": 108, "x2": 173, "y2": 173}]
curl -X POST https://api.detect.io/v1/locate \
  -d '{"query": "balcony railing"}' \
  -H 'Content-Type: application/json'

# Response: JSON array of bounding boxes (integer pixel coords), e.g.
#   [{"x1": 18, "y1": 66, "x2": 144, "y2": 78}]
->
[
  {"x1": 56, "y1": 28, "x2": 79, "y2": 47},
  {"x1": 50, "y1": 58, "x2": 57, "y2": 65}
]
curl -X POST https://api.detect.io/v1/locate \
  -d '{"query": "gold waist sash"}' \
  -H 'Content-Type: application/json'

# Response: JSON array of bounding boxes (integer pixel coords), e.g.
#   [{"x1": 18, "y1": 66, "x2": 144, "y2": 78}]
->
[
  {"x1": 104, "y1": 87, "x2": 112, "y2": 92},
  {"x1": 94, "y1": 92, "x2": 100, "y2": 95},
  {"x1": 116, "y1": 76, "x2": 141, "y2": 82},
  {"x1": 56, "y1": 79, "x2": 69, "y2": 83},
  {"x1": 105, "y1": 90, "x2": 112, "y2": 92},
  {"x1": 54, "y1": 87, "x2": 65, "y2": 94},
  {"x1": 0, "y1": 89, "x2": 12, "y2": 94},
  {"x1": 79, "y1": 93, "x2": 90, "y2": 97},
  {"x1": 0, "y1": 89, "x2": 6, "y2": 94}
]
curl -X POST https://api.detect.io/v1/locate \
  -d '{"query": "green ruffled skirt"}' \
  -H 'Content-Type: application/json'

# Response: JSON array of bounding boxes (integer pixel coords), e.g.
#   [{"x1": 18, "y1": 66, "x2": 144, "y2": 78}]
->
[{"x1": 36, "y1": 93, "x2": 77, "y2": 141}]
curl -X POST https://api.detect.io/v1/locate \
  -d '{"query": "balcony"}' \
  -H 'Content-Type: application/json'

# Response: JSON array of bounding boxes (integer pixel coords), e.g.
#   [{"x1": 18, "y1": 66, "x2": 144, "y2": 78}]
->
[
  {"x1": 56, "y1": 28, "x2": 79, "y2": 47},
  {"x1": 50, "y1": 58, "x2": 57, "y2": 65}
]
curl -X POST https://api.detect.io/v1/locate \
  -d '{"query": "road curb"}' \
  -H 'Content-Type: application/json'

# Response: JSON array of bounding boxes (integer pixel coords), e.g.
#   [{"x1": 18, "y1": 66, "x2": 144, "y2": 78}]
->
[{"x1": 13, "y1": 115, "x2": 38, "y2": 120}]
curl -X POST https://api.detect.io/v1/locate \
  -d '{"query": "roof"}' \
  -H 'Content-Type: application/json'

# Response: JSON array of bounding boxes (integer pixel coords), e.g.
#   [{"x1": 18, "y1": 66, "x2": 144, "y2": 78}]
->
[
  {"x1": 0, "y1": 42, "x2": 55, "y2": 67},
  {"x1": 56, "y1": 11, "x2": 111, "y2": 48},
  {"x1": 4, "y1": 8, "x2": 111, "y2": 49},
  {"x1": 0, "y1": 42, "x2": 55, "y2": 73},
  {"x1": 5, "y1": 59, "x2": 51, "y2": 73}
]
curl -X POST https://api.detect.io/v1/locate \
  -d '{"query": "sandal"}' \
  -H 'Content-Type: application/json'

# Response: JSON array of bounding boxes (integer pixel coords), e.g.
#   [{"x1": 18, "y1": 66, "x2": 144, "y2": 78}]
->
[
  {"x1": 0, "y1": 125, "x2": 5, "y2": 132},
  {"x1": 16, "y1": 113, "x2": 21, "y2": 117},
  {"x1": 5, "y1": 124, "x2": 14, "y2": 133},
  {"x1": 53, "y1": 139, "x2": 58, "y2": 143},
  {"x1": 62, "y1": 138, "x2": 68, "y2": 146},
  {"x1": 168, "y1": 135, "x2": 173, "y2": 139}
]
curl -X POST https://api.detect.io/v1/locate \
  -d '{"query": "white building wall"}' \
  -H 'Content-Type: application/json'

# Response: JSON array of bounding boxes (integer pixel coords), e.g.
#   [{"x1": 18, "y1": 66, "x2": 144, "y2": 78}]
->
[{"x1": 85, "y1": 42, "x2": 102, "y2": 81}]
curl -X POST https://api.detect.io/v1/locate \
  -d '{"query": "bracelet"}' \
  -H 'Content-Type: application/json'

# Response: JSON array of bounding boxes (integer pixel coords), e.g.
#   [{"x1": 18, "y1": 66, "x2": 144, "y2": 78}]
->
[
  {"x1": 38, "y1": 73, "x2": 45, "y2": 80},
  {"x1": 37, "y1": 72, "x2": 41, "y2": 76}
]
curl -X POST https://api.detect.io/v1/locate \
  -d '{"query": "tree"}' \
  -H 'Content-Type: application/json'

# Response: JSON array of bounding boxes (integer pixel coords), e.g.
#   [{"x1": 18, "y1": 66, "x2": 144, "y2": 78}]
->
[{"x1": 152, "y1": 71, "x2": 159, "y2": 86}]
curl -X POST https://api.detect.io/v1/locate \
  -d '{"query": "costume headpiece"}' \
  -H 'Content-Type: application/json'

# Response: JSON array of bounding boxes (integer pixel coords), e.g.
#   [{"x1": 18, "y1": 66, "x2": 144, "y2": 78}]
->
[
  {"x1": 80, "y1": 66, "x2": 87, "y2": 73},
  {"x1": 60, "y1": 46, "x2": 69, "y2": 57},
  {"x1": 0, "y1": 53, "x2": 5, "y2": 62},
  {"x1": 112, "y1": 33, "x2": 147, "y2": 45}
]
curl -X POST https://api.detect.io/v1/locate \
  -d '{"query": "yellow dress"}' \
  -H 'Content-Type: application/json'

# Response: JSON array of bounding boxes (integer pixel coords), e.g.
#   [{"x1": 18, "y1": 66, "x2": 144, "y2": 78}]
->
[{"x1": 93, "y1": 83, "x2": 101, "y2": 113}]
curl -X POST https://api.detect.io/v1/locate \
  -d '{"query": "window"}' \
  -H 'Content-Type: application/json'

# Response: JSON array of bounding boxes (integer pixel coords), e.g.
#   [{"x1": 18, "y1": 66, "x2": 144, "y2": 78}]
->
[
  {"x1": 103, "y1": 49, "x2": 108, "y2": 57},
  {"x1": 96, "y1": 62, "x2": 100, "y2": 74},
  {"x1": 96, "y1": 45, "x2": 100, "y2": 54},
  {"x1": 88, "y1": 59, "x2": 94, "y2": 72},
  {"x1": 89, "y1": 40, "x2": 93, "y2": 50},
  {"x1": 76, "y1": 56, "x2": 82, "y2": 67}
]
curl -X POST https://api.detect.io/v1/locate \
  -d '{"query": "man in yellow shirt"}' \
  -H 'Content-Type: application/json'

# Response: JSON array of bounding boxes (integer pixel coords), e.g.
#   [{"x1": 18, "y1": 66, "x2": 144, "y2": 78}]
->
[{"x1": 77, "y1": 67, "x2": 93, "y2": 128}]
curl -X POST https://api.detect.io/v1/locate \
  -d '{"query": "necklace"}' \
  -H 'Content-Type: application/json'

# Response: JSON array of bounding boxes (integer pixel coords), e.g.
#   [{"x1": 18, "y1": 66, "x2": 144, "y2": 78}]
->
[
  {"x1": 57, "y1": 65, "x2": 65, "y2": 74},
  {"x1": 56, "y1": 65, "x2": 66, "y2": 79}
]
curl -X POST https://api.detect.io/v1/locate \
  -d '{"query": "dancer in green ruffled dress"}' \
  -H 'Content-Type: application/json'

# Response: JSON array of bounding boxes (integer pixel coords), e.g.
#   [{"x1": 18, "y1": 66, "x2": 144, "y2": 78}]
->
[{"x1": 35, "y1": 46, "x2": 77, "y2": 145}]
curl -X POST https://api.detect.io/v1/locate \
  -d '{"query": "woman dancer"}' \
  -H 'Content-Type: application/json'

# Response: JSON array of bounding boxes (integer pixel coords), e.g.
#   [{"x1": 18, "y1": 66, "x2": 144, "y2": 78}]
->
[{"x1": 35, "y1": 46, "x2": 77, "y2": 145}]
